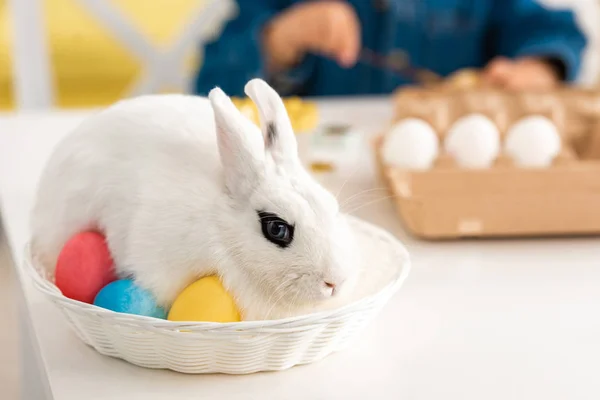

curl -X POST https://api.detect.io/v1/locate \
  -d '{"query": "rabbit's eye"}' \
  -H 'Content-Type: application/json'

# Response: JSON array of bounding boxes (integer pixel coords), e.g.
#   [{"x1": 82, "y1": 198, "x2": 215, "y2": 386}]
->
[{"x1": 257, "y1": 211, "x2": 294, "y2": 248}]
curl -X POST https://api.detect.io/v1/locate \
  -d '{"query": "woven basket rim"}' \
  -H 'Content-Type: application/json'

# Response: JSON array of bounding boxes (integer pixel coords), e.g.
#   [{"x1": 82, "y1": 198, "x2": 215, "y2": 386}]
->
[{"x1": 24, "y1": 215, "x2": 411, "y2": 333}]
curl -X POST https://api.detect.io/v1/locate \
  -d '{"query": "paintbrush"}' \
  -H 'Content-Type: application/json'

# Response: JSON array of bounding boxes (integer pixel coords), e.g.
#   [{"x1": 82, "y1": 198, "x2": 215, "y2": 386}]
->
[{"x1": 358, "y1": 48, "x2": 443, "y2": 85}]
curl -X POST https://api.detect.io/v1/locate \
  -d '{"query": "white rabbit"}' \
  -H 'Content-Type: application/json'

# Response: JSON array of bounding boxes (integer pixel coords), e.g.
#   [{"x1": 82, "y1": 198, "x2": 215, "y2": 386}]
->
[{"x1": 30, "y1": 79, "x2": 359, "y2": 320}]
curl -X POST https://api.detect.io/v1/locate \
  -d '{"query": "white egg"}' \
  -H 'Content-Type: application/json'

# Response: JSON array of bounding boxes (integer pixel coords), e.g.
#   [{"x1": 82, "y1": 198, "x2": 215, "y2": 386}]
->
[
  {"x1": 504, "y1": 115, "x2": 561, "y2": 168},
  {"x1": 444, "y1": 114, "x2": 500, "y2": 168},
  {"x1": 382, "y1": 118, "x2": 439, "y2": 170}
]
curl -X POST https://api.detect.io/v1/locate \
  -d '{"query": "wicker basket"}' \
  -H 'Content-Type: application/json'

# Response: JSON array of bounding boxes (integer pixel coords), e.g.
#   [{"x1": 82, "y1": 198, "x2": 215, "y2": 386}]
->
[{"x1": 23, "y1": 216, "x2": 410, "y2": 374}]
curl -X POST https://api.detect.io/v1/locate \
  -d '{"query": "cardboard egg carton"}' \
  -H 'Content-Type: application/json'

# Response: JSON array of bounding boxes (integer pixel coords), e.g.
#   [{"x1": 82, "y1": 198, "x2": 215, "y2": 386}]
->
[{"x1": 376, "y1": 85, "x2": 600, "y2": 239}]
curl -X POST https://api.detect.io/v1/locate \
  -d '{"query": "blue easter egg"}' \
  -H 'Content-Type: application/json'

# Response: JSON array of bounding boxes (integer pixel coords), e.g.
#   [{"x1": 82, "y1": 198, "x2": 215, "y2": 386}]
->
[{"x1": 93, "y1": 279, "x2": 167, "y2": 319}]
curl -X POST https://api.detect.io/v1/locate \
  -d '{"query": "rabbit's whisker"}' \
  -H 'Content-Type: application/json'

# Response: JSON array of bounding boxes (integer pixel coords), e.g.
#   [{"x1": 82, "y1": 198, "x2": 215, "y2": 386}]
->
[
  {"x1": 263, "y1": 275, "x2": 298, "y2": 319},
  {"x1": 345, "y1": 194, "x2": 402, "y2": 216},
  {"x1": 334, "y1": 164, "x2": 364, "y2": 201},
  {"x1": 340, "y1": 187, "x2": 389, "y2": 209}
]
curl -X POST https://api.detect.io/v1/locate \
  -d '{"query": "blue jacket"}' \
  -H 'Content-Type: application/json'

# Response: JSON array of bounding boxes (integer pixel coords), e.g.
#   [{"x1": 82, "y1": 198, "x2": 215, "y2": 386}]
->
[{"x1": 194, "y1": 0, "x2": 587, "y2": 97}]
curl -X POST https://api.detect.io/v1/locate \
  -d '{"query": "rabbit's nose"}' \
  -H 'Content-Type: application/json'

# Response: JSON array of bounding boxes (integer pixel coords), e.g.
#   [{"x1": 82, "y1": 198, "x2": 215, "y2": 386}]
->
[{"x1": 323, "y1": 281, "x2": 339, "y2": 296}]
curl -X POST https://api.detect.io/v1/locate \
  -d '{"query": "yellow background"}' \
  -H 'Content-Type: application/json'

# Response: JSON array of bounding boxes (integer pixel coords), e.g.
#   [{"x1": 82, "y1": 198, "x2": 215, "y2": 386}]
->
[{"x1": 0, "y1": 0, "x2": 204, "y2": 109}]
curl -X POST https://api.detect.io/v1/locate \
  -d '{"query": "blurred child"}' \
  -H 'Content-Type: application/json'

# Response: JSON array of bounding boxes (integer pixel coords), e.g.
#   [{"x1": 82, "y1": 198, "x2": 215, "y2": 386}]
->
[{"x1": 194, "y1": 0, "x2": 587, "y2": 97}]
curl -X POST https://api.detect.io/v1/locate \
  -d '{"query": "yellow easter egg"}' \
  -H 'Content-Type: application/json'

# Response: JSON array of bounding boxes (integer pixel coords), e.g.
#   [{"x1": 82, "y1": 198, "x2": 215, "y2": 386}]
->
[
  {"x1": 446, "y1": 68, "x2": 481, "y2": 88},
  {"x1": 232, "y1": 96, "x2": 319, "y2": 133},
  {"x1": 284, "y1": 97, "x2": 303, "y2": 114},
  {"x1": 168, "y1": 276, "x2": 241, "y2": 323},
  {"x1": 294, "y1": 103, "x2": 319, "y2": 132},
  {"x1": 240, "y1": 104, "x2": 260, "y2": 125}
]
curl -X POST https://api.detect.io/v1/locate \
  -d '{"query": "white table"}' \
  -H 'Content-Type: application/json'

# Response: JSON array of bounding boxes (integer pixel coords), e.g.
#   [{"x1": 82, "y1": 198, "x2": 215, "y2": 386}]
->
[{"x1": 1, "y1": 99, "x2": 600, "y2": 400}]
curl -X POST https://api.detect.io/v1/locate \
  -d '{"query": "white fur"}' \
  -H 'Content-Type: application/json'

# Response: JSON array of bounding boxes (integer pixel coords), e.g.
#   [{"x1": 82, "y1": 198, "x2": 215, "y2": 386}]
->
[{"x1": 30, "y1": 79, "x2": 359, "y2": 321}]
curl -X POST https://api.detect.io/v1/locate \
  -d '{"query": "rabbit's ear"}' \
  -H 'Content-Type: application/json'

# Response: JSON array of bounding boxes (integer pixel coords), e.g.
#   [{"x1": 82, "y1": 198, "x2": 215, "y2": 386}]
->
[
  {"x1": 244, "y1": 79, "x2": 299, "y2": 166},
  {"x1": 209, "y1": 87, "x2": 265, "y2": 197}
]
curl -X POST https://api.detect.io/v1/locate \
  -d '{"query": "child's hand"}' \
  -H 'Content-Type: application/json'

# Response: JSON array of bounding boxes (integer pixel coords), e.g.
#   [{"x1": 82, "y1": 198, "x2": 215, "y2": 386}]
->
[
  {"x1": 263, "y1": 1, "x2": 361, "y2": 72},
  {"x1": 482, "y1": 57, "x2": 560, "y2": 90}
]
